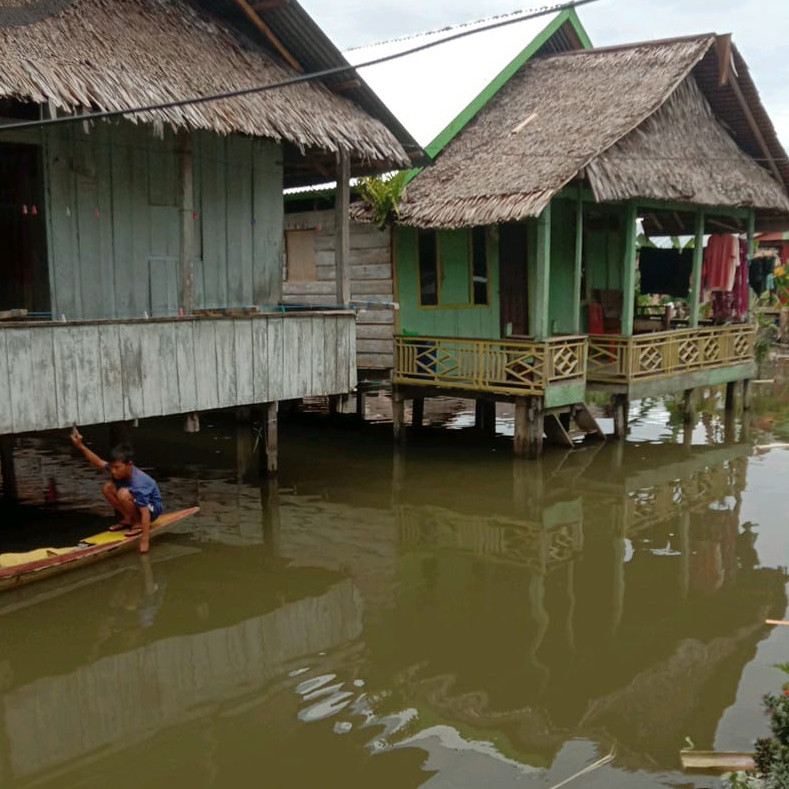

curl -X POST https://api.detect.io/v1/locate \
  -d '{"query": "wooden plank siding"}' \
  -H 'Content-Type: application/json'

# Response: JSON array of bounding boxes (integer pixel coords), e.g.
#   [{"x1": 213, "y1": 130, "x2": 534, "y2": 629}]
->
[
  {"x1": 0, "y1": 313, "x2": 356, "y2": 435},
  {"x1": 282, "y1": 210, "x2": 395, "y2": 372},
  {"x1": 0, "y1": 120, "x2": 286, "y2": 322}
]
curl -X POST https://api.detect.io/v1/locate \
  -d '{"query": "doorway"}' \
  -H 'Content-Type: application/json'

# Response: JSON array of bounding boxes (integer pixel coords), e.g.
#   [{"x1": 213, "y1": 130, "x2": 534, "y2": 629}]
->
[
  {"x1": 0, "y1": 142, "x2": 50, "y2": 313},
  {"x1": 499, "y1": 223, "x2": 529, "y2": 337}
]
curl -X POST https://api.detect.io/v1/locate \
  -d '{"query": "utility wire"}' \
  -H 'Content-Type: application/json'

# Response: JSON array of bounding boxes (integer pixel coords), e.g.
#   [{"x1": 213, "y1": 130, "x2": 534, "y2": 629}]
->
[{"x1": 0, "y1": 0, "x2": 603, "y2": 132}]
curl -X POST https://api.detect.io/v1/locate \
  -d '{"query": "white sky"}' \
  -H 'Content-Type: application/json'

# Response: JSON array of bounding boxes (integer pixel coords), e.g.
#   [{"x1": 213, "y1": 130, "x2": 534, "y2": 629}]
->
[{"x1": 301, "y1": 0, "x2": 789, "y2": 151}]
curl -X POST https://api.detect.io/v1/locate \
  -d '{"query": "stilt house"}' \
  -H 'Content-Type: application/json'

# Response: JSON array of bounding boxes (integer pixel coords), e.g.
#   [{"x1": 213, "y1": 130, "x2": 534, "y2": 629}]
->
[
  {"x1": 0, "y1": 0, "x2": 421, "y2": 449},
  {"x1": 282, "y1": 8, "x2": 590, "y2": 384},
  {"x1": 389, "y1": 34, "x2": 789, "y2": 455}
]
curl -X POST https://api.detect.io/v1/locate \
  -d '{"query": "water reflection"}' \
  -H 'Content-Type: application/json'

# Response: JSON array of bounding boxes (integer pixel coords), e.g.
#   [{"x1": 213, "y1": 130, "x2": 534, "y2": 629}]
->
[{"x1": 1, "y1": 403, "x2": 787, "y2": 787}]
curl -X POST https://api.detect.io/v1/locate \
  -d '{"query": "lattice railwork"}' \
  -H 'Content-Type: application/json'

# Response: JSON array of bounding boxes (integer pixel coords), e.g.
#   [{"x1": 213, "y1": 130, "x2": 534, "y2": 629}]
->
[
  {"x1": 587, "y1": 325, "x2": 756, "y2": 384},
  {"x1": 394, "y1": 335, "x2": 587, "y2": 396}
]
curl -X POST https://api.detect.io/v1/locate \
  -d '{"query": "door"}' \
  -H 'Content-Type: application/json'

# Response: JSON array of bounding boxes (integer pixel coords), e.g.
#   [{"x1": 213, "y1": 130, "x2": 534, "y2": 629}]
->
[
  {"x1": 0, "y1": 142, "x2": 50, "y2": 314},
  {"x1": 499, "y1": 223, "x2": 529, "y2": 336}
]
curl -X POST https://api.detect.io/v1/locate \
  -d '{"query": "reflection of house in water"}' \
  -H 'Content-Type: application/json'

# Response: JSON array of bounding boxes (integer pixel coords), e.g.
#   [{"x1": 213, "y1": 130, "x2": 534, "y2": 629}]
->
[
  {"x1": 375, "y1": 441, "x2": 786, "y2": 770},
  {"x1": 0, "y1": 548, "x2": 362, "y2": 785}
]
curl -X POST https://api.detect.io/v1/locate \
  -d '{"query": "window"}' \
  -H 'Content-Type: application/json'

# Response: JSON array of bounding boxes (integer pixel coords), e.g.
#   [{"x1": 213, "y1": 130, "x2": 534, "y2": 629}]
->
[
  {"x1": 418, "y1": 229, "x2": 438, "y2": 305},
  {"x1": 471, "y1": 227, "x2": 488, "y2": 305},
  {"x1": 285, "y1": 229, "x2": 316, "y2": 282}
]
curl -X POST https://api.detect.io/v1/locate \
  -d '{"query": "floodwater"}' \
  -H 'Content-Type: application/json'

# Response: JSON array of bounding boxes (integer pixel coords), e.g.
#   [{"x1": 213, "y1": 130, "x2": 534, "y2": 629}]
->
[{"x1": 3, "y1": 370, "x2": 789, "y2": 788}]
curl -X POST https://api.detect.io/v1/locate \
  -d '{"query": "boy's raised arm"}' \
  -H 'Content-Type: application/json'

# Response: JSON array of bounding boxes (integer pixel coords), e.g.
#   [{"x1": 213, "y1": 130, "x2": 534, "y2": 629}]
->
[{"x1": 69, "y1": 426, "x2": 107, "y2": 470}]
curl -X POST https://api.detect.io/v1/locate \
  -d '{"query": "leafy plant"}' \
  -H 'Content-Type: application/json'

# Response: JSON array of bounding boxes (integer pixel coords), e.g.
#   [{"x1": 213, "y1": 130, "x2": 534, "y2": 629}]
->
[{"x1": 356, "y1": 170, "x2": 408, "y2": 230}]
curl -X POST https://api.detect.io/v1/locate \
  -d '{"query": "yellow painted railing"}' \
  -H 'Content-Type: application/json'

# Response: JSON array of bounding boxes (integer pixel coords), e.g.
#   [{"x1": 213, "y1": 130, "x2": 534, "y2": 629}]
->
[
  {"x1": 587, "y1": 324, "x2": 756, "y2": 384},
  {"x1": 394, "y1": 335, "x2": 587, "y2": 396}
]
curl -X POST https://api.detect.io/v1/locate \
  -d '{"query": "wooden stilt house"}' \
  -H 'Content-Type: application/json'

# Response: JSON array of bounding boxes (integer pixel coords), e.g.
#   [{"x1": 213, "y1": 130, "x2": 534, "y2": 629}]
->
[
  {"x1": 282, "y1": 8, "x2": 590, "y2": 385},
  {"x1": 389, "y1": 34, "x2": 789, "y2": 455},
  {"x1": 0, "y1": 0, "x2": 421, "y2": 470}
]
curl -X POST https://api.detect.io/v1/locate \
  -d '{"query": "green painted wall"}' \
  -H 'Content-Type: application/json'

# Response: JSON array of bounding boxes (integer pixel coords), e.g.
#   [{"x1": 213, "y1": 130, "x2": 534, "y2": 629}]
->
[
  {"x1": 548, "y1": 200, "x2": 577, "y2": 334},
  {"x1": 30, "y1": 120, "x2": 283, "y2": 320},
  {"x1": 395, "y1": 226, "x2": 500, "y2": 338}
]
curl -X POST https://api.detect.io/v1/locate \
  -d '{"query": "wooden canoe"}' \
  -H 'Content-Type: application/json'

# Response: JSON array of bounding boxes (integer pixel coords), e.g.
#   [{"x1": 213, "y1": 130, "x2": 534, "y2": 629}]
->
[
  {"x1": 0, "y1": 507, "x2": 199, "y2": 593},
  {"x1": 680, "y1": 749, "x2": 756, "y2": 773}
]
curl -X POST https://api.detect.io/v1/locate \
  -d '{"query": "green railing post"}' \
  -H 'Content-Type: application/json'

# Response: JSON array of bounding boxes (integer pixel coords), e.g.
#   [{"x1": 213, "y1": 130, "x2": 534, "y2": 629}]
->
[{"x1": 688, "y1": 211, "x2": 705, "y2": 328}]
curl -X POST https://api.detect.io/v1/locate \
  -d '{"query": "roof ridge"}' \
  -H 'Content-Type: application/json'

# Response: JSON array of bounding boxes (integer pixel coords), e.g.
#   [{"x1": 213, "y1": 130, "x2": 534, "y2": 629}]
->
[{"x1": 547, "y1": 31, "x2": 718, "y2": 59}]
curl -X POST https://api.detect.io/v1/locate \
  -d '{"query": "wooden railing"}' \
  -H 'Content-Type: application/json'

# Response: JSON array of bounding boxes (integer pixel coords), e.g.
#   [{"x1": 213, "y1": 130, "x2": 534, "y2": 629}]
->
[
  {"x1": 394, "y1": 335, "x2": 587, "y2": 396},
  {"x1": 587, "y1": 325, "x2": 756, "y2": 384}
]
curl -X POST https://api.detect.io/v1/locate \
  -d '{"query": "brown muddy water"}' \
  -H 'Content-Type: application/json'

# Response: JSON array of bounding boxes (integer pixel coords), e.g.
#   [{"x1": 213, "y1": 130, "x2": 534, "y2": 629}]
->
[{"x1": 3, "y1": 370, "x2": 789, "y2": 788}]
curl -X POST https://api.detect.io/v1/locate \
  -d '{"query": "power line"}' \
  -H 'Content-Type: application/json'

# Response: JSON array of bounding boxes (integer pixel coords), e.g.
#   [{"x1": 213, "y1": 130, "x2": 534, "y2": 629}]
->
[{"x1": 0, "y1": 0, "x2": 603, "y2": 133}]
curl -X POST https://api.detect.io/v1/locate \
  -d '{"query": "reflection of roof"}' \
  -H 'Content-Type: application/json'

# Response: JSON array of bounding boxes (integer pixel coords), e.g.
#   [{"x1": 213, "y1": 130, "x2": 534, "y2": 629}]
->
[
  {"x1": 0, "y1": 0, "x2": 411, "y2": 171},
  {"x1": 400, "y1": 35, "x2": 789, "y2": 230}
]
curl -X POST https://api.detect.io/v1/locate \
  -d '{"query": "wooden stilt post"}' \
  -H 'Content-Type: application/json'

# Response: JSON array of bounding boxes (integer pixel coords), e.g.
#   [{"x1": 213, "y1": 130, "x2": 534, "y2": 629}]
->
[
  {"x1": 725, "y1": 381, "x2": 737, "y2": 412},
  {"x1": 264, "y1": 401, "x2": 278, "y2": 474},
  {"x1": 683, "y1": 388, "x2": 696, "y2": 425},
  {"x1": 412, "y1": 397, "x2": 424, "y2": 429},
  {"x1": 236, "y1": 407, "x2": 254, "y2": 483},
  {"x1": 355, "y1": 383, "x2": 366, "y2": 422},
  {"x1": 184, "y1": 412, "x2": 200, "y2": 433},
  {"x1": 612, "y1": 394, "x2": 629, "y2": 439},
  {"x1": 0, "y1": 435, "x2": 17, "y2": 501},
  {"x1": 528, "y1": 397, "x2": 544, "y2": 459},
  {"x1": 392, "y1": 388, "x2": 406, "y2": 443},
  {"x1": 742, "y1": 378, "x2": 752, "y2": 411},
  {"x1": 261, "y1": 476, "x2": 281, "y2": 555},
  {"x1": 514, "y1": 397, "x2": 529, "y2": 458}
]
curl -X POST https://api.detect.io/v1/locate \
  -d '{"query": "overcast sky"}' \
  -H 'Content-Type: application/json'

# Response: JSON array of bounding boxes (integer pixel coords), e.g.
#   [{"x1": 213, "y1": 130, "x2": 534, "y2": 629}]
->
[{"x1": 301, "y1": 0, "x2": 789, "y2": 150}]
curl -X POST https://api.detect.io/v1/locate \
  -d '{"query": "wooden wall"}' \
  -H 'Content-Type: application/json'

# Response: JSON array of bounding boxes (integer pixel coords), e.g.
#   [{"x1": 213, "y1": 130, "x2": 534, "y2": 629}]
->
[
  {"x1": 394, "y1": 226, "x2": 501, "y2": 340},
  {"x1": 1, "y1": 121, "x2": 283, "y2": 320},
  {"x1": 282, "y1": 210, "x2": 395, "y2": 373},
  {"x1": 0, "y1": 312, "x2": 355, "y2": 435}
]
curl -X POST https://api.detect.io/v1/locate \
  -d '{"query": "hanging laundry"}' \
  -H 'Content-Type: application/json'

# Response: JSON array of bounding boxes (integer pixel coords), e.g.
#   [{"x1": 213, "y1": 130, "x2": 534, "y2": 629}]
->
[
  {"x1": 749, "y1": 250, "x2": 779, "y2": 295},
  {"x1": 703, "y1": 234, "x2": 739, "y2": 291},
  {"x1": 638, "y1": 247, "x2": 693, "y2": 297}
]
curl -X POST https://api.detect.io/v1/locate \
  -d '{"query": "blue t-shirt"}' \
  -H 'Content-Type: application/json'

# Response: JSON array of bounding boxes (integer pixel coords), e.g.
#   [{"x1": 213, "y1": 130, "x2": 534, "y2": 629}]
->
[{"x1": 108, "y1": 465, "x2": 163, "y2": 517}]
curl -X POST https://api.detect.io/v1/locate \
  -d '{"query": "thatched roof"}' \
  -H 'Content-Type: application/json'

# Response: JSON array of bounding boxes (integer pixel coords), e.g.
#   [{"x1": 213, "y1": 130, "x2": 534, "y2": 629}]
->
[
  {"x1": 0, "y1": 0, "x2": 412, "y2": 174},
  {"x1": 398, "y1": 34, "x2": 789, "y2": 230}
]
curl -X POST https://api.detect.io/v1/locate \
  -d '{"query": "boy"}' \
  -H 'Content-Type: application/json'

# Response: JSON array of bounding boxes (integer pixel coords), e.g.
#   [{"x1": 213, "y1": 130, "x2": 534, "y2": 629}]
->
[{"x1": 69, "y1": 427, "x2": 163, "y2": 554}]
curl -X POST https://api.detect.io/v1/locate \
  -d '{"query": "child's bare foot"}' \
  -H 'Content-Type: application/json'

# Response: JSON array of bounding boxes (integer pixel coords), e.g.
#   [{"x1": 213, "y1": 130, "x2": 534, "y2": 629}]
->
[
  {"x1": 109, "y1": 522, "x2": 132, "y2": 532},
  {"x1": 124, "y1": 527, "x2": 143, "y2": 538}
]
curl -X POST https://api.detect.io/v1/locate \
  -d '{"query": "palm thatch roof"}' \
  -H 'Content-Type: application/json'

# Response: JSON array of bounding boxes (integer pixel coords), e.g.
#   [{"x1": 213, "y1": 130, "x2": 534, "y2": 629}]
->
[
  {"x1": 398, "y1": 34, "x2": 789, "y2": 230},
  {"x1": 0, "y1": 0, "x2": 413, "y2": 177}
]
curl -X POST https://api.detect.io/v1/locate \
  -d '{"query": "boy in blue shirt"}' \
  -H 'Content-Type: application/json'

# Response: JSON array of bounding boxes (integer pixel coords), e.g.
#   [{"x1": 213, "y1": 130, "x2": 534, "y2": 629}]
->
[{"x1": 70, "y1": 427, "x2": 163, "y2": 554}]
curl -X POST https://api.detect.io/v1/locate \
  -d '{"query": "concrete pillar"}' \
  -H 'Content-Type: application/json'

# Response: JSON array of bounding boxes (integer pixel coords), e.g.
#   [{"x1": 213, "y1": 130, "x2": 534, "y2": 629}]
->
[{"x1": 0, "y1": 436, "x2": 17, "y2": 501}]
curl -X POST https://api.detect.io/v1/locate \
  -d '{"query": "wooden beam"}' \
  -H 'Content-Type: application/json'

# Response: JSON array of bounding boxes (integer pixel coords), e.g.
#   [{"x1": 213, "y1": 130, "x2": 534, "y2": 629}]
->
[
  {"x1": 620, "y1": 204, "x2": 637, "y2": 338},
  {"x1": 728, "y1": 71, "x2": 783, "y2": 184},
  {"x1": 716, "y1": 34, "x2": 733, "y2": 86},
  {"x1": 335, "y1": 149, "x2": 351, "y2": 308},
  {"x1": 688, "y1": 211, "x2": 704, "y2": 328},
  {"x1": 252, "y1": 0, "x2": 289, "y2": 11},
  {"x1": 573, "y1": 189, "x2": 583, "y2": 334},
  {"x1": 232, "y1": 0, "x2": 303, "y2": 73},
  {"x1": 178, "y1": 132, "x2": 195, "y2": 314},
  {"x1": 329, "y1": 79, "x2": 362, "y2": 93}
]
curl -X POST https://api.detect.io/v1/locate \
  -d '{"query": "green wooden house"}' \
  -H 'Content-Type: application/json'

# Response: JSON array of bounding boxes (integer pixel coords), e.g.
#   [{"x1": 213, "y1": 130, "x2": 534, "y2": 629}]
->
[
  {"x1": 0, "y1": 0, "x2": 420, "y2": 480},
  {"x1": 390, "y1": 33, "x2": 789, "y2": 456}
]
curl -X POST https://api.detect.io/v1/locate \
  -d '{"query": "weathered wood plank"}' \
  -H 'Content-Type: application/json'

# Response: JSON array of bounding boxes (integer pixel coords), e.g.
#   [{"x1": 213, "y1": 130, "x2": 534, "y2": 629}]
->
[
  {"x1": 193, "y1": 320, "x2": 219, "y2": 410},
  {"x1": 118, "y1": 324, "x2": 144, "y2": 420},
  {"x1": 52, "y1": 326, "x2": 81, "y2": 427},
  {"x1": 357, "y1": 324, "x2": 395, "y2": 341},
  {"x1": 252, "y1": 316, "x2": 269, "y2": 402},
  {"x1": 281, "y1": 318, "x2": 301, "y2": 400},
  {"x1": 29, "y1": 328, "x2": 58, "y2": 429},
  {"x1": 266, "y1": 318, "x2": 285, "y2": 402},
  {"x1": 356, "y1": 309, "x2": 395, "y2": 325},
  {"x1": 215, "y1": 319, "x2": 238, "y2": 408},
  {"x1": 0, "y1": 331, "x2": 12, "y2": 434},
  {"x1": 348, "y1": 280, "x2": 393, "y2": 296},
  {"x1": 199, "y1": 135, "x2": 228, "y2": 309},
  {"x1": 295, "y1": 318, "x2": 313, "y2": 398},
  {"x1": 234, "y1": 319, "x2": 254, "y2": 405},
  {"x1": 99, "y1": 323, "x2": 125, "y2": 423},
  {"x1": 225, "y1": 138, "x2": 250, "y2": 309},
  {"x1": 110, "y1": 124, "x2": 136, "y2": 319},
  {"x1": 310, "y1": 315, "x2": 327, "y2": 396},
  {"x1": 323, "y1": 316, "x2": 338, "y2": 393},
  {"x1": 6, "y1": 330, "x2": 35, "y2": 433},
  {"x1": 282, "y1": 281, "x2": 335, "y2": 297},
  {"x1": 356, "y1": 353, "x2": 394, "y2": 371},
  {"x1": 138, "y1": 323, "x2": 164, "y2": 417},
  {"x1": 73, "y1": 326, "x2": 105, "y2": 426},
  {"x1": 174, "y1": 321, "x2": 198, "y2": 413},
  {"x1": 157, "y1": 323, "x2": 181, "y2": 415},
  {"x1": 252, "y1": 139, "x2": 283, "y2": 305},
  {"x1": 356, "y1": 339, "x2": 394, "y2": 355}
]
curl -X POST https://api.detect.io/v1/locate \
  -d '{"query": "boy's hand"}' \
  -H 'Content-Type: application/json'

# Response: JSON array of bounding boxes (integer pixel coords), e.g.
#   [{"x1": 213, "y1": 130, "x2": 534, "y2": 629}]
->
[{"x1": 70, "y1": 425, "x2": 83, "y2": 447}]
